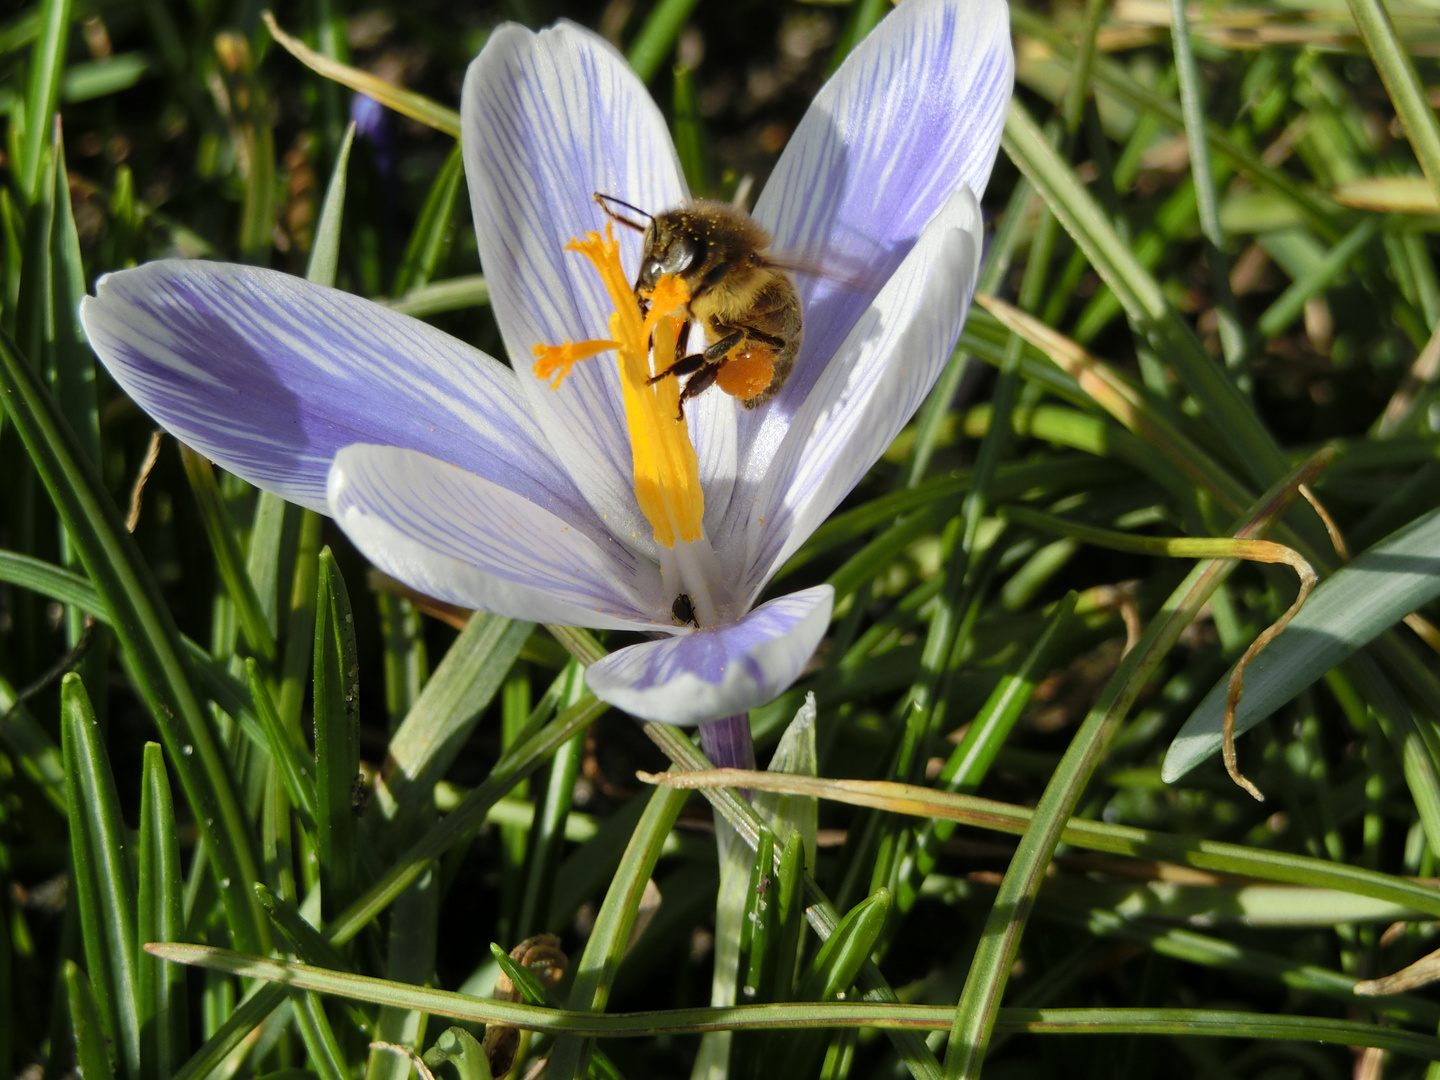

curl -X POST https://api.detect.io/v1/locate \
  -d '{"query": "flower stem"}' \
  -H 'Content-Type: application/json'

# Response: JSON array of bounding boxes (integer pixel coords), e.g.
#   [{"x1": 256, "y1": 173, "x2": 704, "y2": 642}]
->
[{"x1": 699, "y1": 714, "x2": 755, "y2": 773}]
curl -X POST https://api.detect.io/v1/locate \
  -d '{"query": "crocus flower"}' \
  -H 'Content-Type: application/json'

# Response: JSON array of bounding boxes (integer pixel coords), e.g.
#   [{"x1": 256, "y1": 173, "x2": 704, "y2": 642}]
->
[{"x1": 79, "y1": 0, "x2": 1012, "y2": 754}]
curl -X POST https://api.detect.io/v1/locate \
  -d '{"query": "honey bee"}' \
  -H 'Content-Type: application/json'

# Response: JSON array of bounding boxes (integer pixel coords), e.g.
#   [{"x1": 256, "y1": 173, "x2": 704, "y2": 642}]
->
[{"x1": 595, "y1": 193, "x2": 803, "y2": 417}]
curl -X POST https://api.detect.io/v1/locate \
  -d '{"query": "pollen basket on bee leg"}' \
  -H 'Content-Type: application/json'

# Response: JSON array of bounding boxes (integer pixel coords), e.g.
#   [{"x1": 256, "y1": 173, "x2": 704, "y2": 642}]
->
[
  {"x1": 715, "y1": 346, "x2": 775, "y2": 401},
  {"x1": 531, "y1": 224, "x2": 705, "y2": 551}
]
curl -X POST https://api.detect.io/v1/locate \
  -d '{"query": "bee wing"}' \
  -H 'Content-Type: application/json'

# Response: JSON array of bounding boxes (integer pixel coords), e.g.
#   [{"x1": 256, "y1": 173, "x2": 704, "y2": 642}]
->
[{"x1": 762, "y1": 248, "x2": 884, "y2": 294}]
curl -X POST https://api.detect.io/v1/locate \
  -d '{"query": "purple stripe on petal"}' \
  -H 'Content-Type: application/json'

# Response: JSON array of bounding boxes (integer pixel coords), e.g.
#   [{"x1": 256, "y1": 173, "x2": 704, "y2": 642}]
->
[
  {"x1": 81, "y1": 261, "x2": 596, "y2": 530},
  {"x1": 739, "y1": 0, "x2": 1012, "y2": 469},
  {"x1": 464, "y1": 22, "x2": 687, "y2": 558},
  {"x1": 329, "y1": 444, "x2": 668, "y2": 630},
  {"x1": 585, "y1": 585, "x2": 834, "y2": 726}
]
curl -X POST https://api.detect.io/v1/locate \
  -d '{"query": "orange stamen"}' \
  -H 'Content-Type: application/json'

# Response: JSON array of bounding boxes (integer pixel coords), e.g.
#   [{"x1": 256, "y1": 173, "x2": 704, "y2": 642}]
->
[
  {"x1": 531, "y1": 339, "x2": 619, "y2": 389},
  {"x1": 531, "y1": 224, "x2": 703, "y2": 549}
]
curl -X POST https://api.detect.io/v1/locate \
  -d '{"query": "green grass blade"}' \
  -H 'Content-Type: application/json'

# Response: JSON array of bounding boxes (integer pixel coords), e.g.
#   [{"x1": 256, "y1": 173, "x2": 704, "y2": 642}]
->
[
  {"x1": 895, "y1": 593, "x2": 1076, "y2": 915},
  {"x1": 314, "y1": 549, "x2": 361, "y2": 916},
  {"x1": 364, "y1": 867, "x2": 439, "y2": 1080},
  {"x1": 1168, "y1": 0, "x2": 1244, "y2": 371},
  {"x1": 61, "y1": 674, "x2": 141, "y2": 1080},
  {"x1": 47, "y1": 127, "x2": 98, "y2": 468},
  {"x1": 768, "y1": 872, "x2": 893, "y2": 1076},
  {"x1": 1257, "y1": 218, "x2": 1381, "y2": 340},
  {"x1": 1010, "y1": 7, "x2": 1342, "y2": 240},
  {"x1": 137, "y1": 743, "x2": 187, "y2": 1080},
  {"x1": 826, "y1": 0, "x2": 888, "y2": 76},
  {"x1": 625, "y1": 0, "x2": 699, "y2": 84},
  {"x1": 254, "y1": 884, "x2": 349, "y2": 970},
  {"x1": 380, "y1": 613, "x2": 532, "y2": 828},
  {"x1": 766, "y1": 832, "x2": 806, "y2": 1004},
  {"x1": 641, "y1": 723, "x2": 943, "y2": 1080},
  {"x1": 1002, "y1": 99, "x2": 1288, "y2": 491},
  {"x1": 61, "y1": 53, "x2": 152, "y2": 102},
  {"x1": 0, "y1": 327, "x2": 269, "y2": 953},
  {"x1": 308, "y1": 120, "x2": 355, "y2": 289},
  {"x1": 382, "y1": 275, "x2": 490, "y2": 318},
  {"x1": 392, "y1": 144, "x2": 464, "y2": 296},
  {"x1": 155, "y1": 946, "x2": 1440, "y2": 1061},
  {"x1": 943, "y1": 461, "x2": 1321, "y2": 1079},
  {"x1": 290, "y1": 989, "x2": 349, "y2": 1080},
  {"x1": 549, "y1": 781, "x2": 689, "y2": 1079},
  {"x1": 243, "y1": 493, "x2": 290, "y2": 641},
  {"x1": 379, "y1": 594, "x2": 428, "y2": 725},
  {"x1": 514, "y1": 721, "x2": 584, "y2": 940},
  {"x1": 175, "y1": 693, "x2": 613, "y2": 1080},
  {"x1": 1345, "y1": 0, "x2": 1440, "y2": 209},
  {"x1": 178, "y1": 446, "x2": 276, "y2": 661},
  {"x1": 278, "y1": 508, "x2": 323, "y2": 728},
  {"x1": 0, "y1": 675, "x2": 66, "y2": 812},
  {"x1": 671, "y1": 63, "x2": 709, "y2": 196},
  {"x1": 737, "y1": 827, "x2": 775, "y2": 1009},
  {"x1": 17, "y1": 0, "x2": 69, "y2": 202},
  {"x1": 335, "y1": 691, "x2": 612, "y2": 941},
  {"x1": 246, "y1": 659, "x2": 318, "y2": 828},
  {"x1": 64, "y1": 961, "x2": 115, "y2": 1080},
  {"x1": 1165, "y1": 507, "x2": 1440, "y2": 780}
]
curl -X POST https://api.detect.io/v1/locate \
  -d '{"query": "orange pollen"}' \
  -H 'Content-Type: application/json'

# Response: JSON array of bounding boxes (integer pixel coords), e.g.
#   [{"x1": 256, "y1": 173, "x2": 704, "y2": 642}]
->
[{"x1": 531, "y1": 223, "x2": 703, "y2": 549}]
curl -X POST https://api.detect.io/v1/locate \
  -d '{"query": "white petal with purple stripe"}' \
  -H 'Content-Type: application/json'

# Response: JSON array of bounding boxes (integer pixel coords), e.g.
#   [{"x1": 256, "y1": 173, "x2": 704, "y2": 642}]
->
[
  {"x1": 464, "y1": 22, "x2": 687, "y2": 561},
  {"x1": 737, "y1": 187, "x2": 983, "y2": 599},
  {"x1": 80, "y1": 261, "x2": 589, "y2": 522},
  {"x1": 740, "y1": 0, "x2": 1012, "y2": 470},
  {"x1": 328, "y1": 444, "x2": 669, "y2": 630},
  {"x1": 585, "y1": 585, "x2": 834, "y2": 725}
]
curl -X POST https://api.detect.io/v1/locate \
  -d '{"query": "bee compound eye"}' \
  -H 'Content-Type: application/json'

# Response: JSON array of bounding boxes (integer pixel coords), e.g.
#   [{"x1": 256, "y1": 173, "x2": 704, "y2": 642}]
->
[{"x1": 663, "y1": 238, "x2": 698, "y2": 275}]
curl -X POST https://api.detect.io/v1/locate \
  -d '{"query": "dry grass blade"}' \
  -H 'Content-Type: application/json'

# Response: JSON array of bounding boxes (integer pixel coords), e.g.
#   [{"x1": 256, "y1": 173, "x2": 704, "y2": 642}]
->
[
  {"x1": 1355, "y1": 945, "x2": 1440, "y2": 995},
  {"x1": 1218, "y1": 538, "x2": 1317, "y2": 801},
  {"x1": 261, "y1": 12, "x2": 462, "y2": 137},
  {"x1": 1299, "y1": 484, "x2": 1349, "y2": 562},
  {"x1": 1377, "y1": 320, "x2": 1440, "y2": 436},
  {"x1": 975, "y1": 293, "x2": 1249, "y2": 515},
  {"x1": 1331, "y1": 176, "x2": 1440, "y2": 214}
]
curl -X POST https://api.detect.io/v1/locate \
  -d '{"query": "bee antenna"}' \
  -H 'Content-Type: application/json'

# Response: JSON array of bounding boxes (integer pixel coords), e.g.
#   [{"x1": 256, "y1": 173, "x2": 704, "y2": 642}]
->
[{"x1": 593, "y1": 192, "x2": 652, "y2": 232}]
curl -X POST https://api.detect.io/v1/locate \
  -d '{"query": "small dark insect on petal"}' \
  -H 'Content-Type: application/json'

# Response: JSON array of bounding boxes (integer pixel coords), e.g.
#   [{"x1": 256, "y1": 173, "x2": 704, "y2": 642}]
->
[{"x1": 671, "y1": 592, "x2": 700, "y2": 627}]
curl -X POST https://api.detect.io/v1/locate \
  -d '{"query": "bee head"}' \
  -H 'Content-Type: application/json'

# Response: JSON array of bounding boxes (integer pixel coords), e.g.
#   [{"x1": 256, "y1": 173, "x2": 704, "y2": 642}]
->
[{"x1": 639, "y1": 215, "x2": 704, "y2": 292}]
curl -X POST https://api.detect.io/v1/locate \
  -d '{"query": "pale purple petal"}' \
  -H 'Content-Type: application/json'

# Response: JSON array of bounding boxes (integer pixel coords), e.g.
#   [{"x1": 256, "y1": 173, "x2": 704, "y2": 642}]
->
[
  {"x1": 740, "y1": 0, "x2": 1012, "y2": 462},
  {"x1": 328, "y1": 444, "x2": 669, "y2": 630},
  {"x1": 735, "y1": 189, "x2": 983, "y2": 600},
  {"x1": 80, "y1": 261, "x2": 587, "y2": 521},
  {"x1": 690, "y1": 387, "x2": 739, "y2": 542},
  {"x1": 463, "y1": 22, "x2": 687, "y2": 559},
  {"x1": 584, "y1": 585, "x2": 833, "y2": 725}
]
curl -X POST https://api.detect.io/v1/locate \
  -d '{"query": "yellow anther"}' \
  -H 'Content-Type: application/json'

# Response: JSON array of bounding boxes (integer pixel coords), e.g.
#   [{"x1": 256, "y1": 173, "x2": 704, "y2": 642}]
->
[
  {"x1": 534, "y1": 224, "x2": 704, "y2": 549},
  {"x1": 531, "y1": 339, "x2": 618, "y2": 389}
]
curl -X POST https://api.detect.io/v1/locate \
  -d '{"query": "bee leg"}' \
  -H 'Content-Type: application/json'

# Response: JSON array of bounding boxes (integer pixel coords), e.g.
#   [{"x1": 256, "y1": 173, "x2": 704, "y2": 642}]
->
[
  {"x1": 744, "y1": 327, "x2": 786, "y2": 350},
  {"x1": 675, "y1": 362, "x2": 722, "y2": 420},
  {"x1": 648, "y1": 351, "x2": 706, "y2": 385},
  {"x1": 702, "y1": 329, "x2": 745, "y2": 361}
]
